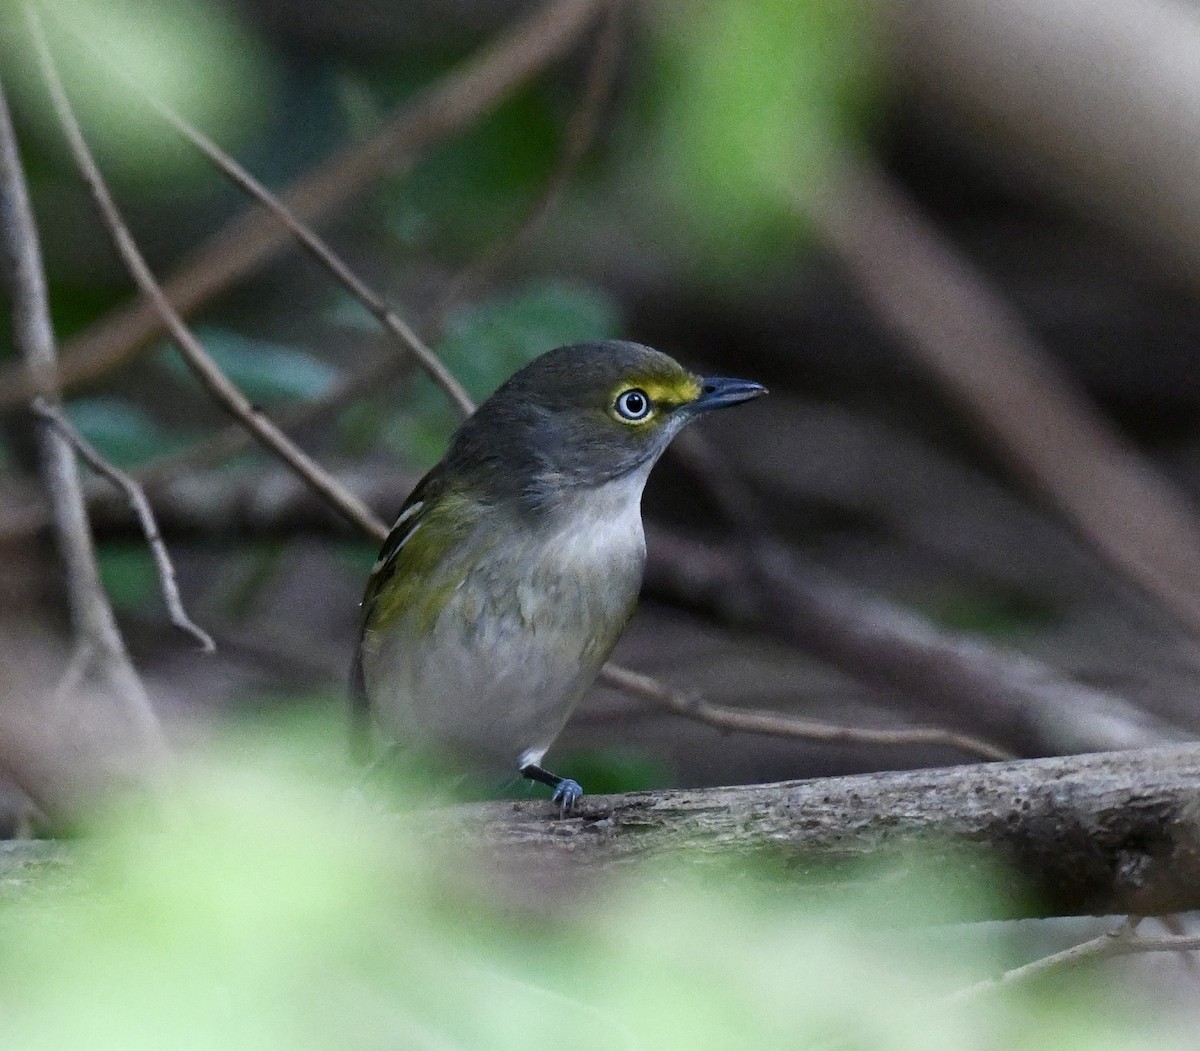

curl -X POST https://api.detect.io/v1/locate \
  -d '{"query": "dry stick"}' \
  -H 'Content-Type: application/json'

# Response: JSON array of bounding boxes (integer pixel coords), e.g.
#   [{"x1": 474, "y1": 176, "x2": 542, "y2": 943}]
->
[
  {"x1": 947, "y1": 921, "x2": 1200, "y2": 1002},
  {"x1": 0, "y1": 0, "x2": 609, "y2": 410},
  {"x1": 810, "y1": 157, "x2": 1200, "y2": 644},
  {"x1": 597, "y1": 661, "x2": 1012, "y2": 762},
  {"x1": 30, "y1": 399, "x2": 215, "y2": 652},
  {"x1": 0, "y1": 75, "x2": 164, "y2": 755},
  {"x1": 29, "y1": 11, "x2": 384, "y2": 543}
]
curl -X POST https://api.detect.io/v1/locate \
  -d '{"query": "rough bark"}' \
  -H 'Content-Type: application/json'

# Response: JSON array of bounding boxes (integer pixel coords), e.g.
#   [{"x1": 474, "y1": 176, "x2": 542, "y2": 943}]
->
[{"x1": 452, "y1": 745, "x2": 1200, "y2": 919}]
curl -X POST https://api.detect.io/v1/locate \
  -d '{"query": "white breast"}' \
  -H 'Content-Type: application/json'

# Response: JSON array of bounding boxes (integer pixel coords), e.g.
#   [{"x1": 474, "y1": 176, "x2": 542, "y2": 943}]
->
[{"x1": 367, "y1": 469, "x2": 651, "y2": 779}]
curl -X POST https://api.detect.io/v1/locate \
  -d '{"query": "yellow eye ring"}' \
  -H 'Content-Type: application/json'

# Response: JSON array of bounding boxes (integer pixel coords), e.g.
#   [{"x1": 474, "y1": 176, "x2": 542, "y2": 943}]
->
[{"x1": 614, "y1": 388, "x2": 653, "y2": 422}]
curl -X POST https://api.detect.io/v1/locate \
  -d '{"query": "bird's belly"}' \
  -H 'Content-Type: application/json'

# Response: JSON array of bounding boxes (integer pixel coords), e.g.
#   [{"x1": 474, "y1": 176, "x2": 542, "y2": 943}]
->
[{"x1": 366, "y1": 531, "x2": 642, "y2": 777}]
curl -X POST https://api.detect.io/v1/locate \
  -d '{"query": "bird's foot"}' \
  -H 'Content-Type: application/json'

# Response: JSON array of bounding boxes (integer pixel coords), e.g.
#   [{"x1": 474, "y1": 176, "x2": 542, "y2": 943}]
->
[
  {"x1": 550, "y1": 778, "x2": 583, "y2": 816},
  {"x1": 520, "y1": 763, "x2": 583, "y2": 817}
]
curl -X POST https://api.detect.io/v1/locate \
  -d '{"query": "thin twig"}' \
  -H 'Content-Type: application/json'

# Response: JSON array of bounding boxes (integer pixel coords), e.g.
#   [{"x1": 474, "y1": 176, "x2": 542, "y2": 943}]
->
[
  {"x1": 31, "y1": 398, "x2": 215, "y2": 652},
  {"x1": 946, "y1": 918, "x2": 1200, "y2": 1002},
  {"x1": 114, "y1": 80, "x2": 474, "y2": 418},
  {"x1": 598, "y1": 663, "x2": 1014, "y2": 762},
  {"x1": 29, "y1": 9, "x2": 387, "y2": 543},
  {"x1": 0, "y1": 61, "x2": 163, "y2": 750},
  {"x1": 0, "y1": 0, "x2": 610, "y2": 409}
]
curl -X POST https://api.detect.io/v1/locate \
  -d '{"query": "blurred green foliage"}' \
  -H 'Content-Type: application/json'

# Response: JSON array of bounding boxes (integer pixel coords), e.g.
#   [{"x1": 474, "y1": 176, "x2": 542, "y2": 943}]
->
[
  {"x1": 555, "y1": 747, "x2": 673, "y2": 794},
  {"x1": 1, "y1": 0, "x2": 268, "y2": 188},
  {"x1": 66, "y1": 397, "x2": 187, "y2": 468},
  {"x1": 645, "y1": 0, "x2": 882, "y2": 276},
  {"x1": 158, "y1": 328, "x2": 341, "y2": 405},
  {"x1": 0, "y1": 727, "x2": 1188, "y2": 1051},
  {"x1": 335, "y1": 54, "x2": 563, "y2": 255},
  {"x1": 96, "y1": 543, "x2": 156, "y2": 613},
  {"x1": 915, "y1": 587, "x2": 1061, "y2": 640}
]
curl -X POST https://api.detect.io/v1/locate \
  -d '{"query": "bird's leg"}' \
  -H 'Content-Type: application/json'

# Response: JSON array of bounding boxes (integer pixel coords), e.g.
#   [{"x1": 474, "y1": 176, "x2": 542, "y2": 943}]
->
[{"x1": 520, "y1": 763, "x2": 583, "y2": 815}]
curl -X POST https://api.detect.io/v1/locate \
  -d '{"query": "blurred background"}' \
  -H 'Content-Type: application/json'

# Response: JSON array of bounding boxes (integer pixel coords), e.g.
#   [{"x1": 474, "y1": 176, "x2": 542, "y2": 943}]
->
[{"x1": 4, "y1": 0, "x2": 1200, "y2": 795}]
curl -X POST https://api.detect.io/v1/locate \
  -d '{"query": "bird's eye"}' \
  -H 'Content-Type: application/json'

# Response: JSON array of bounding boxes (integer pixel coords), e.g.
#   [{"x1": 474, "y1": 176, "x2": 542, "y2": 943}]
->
[{"x1": 614, "y1": 388, "x2": 652, "y2": 422}]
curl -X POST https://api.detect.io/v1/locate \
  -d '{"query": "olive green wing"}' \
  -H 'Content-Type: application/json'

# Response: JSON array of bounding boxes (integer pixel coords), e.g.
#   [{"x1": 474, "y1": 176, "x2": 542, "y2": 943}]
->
[
  {"x1": 348, "y1": 474, "x2": 480, "y2": 757},
  {"x1": 348, "y1": 475, "x2": 436, "y2": 759}
]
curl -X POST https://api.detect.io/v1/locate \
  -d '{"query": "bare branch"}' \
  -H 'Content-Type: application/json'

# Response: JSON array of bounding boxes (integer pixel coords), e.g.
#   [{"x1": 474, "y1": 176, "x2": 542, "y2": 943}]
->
[
  {"x1": 809, "y1": 156, "x2": 1200, "y2": 643},
  {"x1": 29, "y1": 10, "x2": 389, "y2": 544},
  {"x1": 0, "y1": 62, "x2": 163, "y2": 759},
  {"x1": 660, "y1": 431, "x2": 1193, "y2": 756},
  {"x1": 0, "y1": 0, "x2": 610, "y2": 408},
  {"x1": 947, "y1": 919, "x2": 1200, "y2": 1001},
  {"x1": 30, "y1": 399, "x2": 215, "y2": 653},
  {"x1": 645, "y1": 527, "x2": 1192, "y2": 756},
  {"x1": 597, "y1": 662, "x2": 1013, "y2": 762}
]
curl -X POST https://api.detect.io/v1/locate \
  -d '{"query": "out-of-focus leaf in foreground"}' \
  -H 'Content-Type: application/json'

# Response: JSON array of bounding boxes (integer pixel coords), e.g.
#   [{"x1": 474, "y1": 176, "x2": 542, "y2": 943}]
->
[{"x1": 0, "y1": 726, "x2": 1189, "y2": 1050}]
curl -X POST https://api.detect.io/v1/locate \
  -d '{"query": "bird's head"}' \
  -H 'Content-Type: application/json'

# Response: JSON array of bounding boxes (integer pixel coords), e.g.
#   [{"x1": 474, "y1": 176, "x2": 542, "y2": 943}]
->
[{"x1": 440, "y1": 340, "x2": 766, "y2": 511}]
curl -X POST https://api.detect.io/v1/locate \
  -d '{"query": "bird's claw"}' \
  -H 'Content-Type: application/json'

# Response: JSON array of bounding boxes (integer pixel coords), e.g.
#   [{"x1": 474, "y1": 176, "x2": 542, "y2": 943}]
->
[{"x1": 551, "y1": 778, "x2": 583, "y2": 816}]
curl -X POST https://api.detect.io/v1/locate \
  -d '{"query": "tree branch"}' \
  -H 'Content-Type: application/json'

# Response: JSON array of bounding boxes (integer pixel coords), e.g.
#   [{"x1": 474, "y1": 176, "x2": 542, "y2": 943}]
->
[
  {"x1": 454, "y1": 744, "x2": 1200, "y2": 919},
  {"x1": 659, "y1": 430, "x2": 1194, "y2": 757},
  {"x1": 810, "y1": 157, "x2": 1200, "y2": 644},
  {"x1": 596, "y1": 662, "x2": 1013, "y2": 762},
  {"x1": 0, "y1": 65, "x2": 166, "y2": 815}
]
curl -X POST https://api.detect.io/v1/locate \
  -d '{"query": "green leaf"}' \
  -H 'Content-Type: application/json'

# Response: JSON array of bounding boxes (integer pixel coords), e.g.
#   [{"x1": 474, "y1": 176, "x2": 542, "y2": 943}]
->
[
  {"x1": 159, "y1": 328, "x2": 340, "y2": 405},
  {"x1": 97, "y1": 543, "x2": 157, "y2": 612},
  {"x1": 65, "y1": 397, "x2": 182, "y2": 468}
]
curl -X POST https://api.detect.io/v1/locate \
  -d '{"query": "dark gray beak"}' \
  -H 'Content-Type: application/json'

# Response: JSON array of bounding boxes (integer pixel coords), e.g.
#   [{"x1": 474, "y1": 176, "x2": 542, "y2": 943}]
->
[{"x1": 691, "y1": 376, "x2": 768, "y2": 412}]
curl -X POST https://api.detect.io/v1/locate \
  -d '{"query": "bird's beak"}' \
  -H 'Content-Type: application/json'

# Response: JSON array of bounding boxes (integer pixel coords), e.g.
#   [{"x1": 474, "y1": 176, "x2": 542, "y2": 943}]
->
[{"x1": 689, "y1": 376, "x2": 768, "y2": 412}]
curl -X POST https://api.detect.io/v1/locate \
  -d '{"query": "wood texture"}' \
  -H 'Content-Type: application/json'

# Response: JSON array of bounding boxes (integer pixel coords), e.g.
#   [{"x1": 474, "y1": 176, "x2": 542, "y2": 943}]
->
[{"x1": 454, "y1": 745, "x2": 1200, "y2": 918}]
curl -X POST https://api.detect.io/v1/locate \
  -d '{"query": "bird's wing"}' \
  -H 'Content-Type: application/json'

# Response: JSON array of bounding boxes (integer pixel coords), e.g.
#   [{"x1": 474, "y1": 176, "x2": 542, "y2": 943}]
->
[{"x1": 348, "y1": 473, "x2": 437, "y2": 759}]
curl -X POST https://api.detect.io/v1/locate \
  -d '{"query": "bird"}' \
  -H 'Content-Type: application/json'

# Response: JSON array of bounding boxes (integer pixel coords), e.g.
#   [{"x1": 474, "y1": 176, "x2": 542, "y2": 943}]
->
[{"x1": 351, "y1": 339, "x2": 765, "y2": 812}]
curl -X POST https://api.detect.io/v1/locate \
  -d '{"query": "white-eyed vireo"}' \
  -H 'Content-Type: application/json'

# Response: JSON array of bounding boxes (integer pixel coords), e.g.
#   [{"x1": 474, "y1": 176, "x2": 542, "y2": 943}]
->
[{"x1": 351, "y1": 340, "x2": 765, "y2": 812}]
